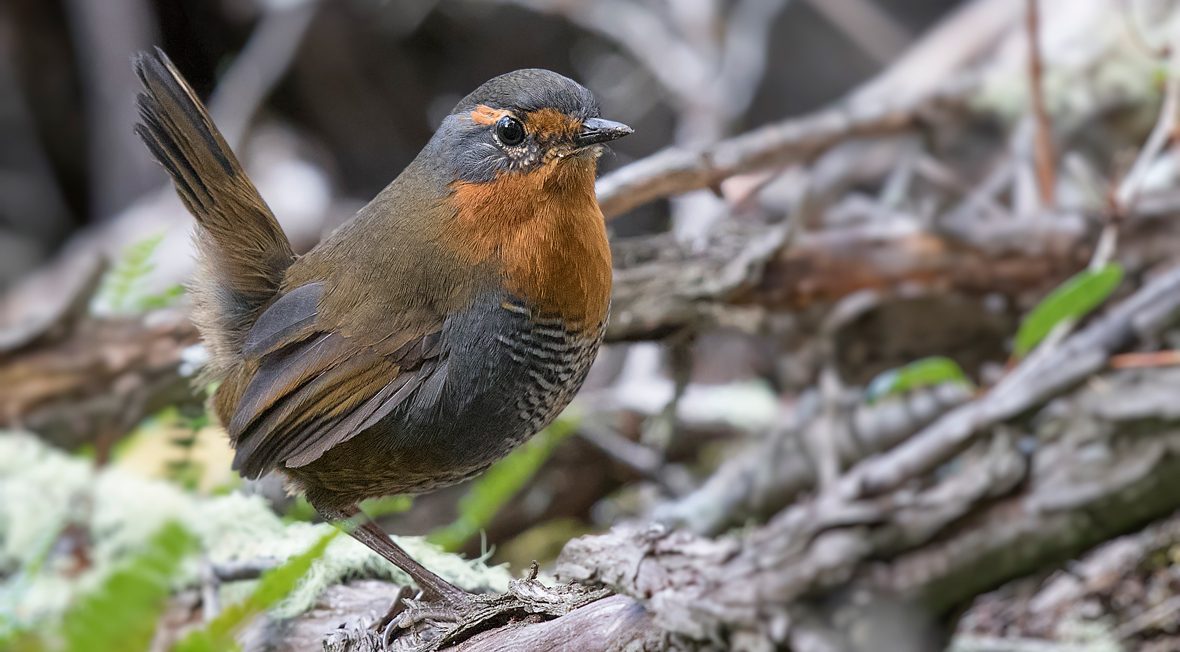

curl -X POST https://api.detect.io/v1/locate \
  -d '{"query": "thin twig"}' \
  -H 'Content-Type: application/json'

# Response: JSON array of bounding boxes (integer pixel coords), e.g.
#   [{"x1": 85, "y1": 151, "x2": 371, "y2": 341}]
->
[
  {"x1": 1109, "y1": 350, "x2": 1180, "y2": 369},
  {"x1": 577, "y1": 421, "x2": 665, "y2": 481},
  {"x1": 494, "y1": 0, "x2": 706, "y2": 106},
  {"x1": 1089, "y1": 26, "x2": 1180, "y2": 278},
  {"x1": 802, "y1": 0, "x2": 911, "y2": 64},
  {"x1": 63, "y1": 0, "x2": 158, "y2": 218},
  {"x1": 595, "y1": 80, "x2": 974, "y2": 218},
  {"x1": 208, "y1": 0, "x2": 321, "y2": 150},
  {"x1": 717, "y1": 0, "x2": 794, "y2": 123},
  {"x1": 1026, "y1": 0, "x2": 1057, "y2": 207},
  {"x1": 200, "y1": 557, "x2": 221, "y2": 621},
  {"x1": 211, "y1": 558, "x2": 279, "y2": 582},
  {"x1": 1113, "y1": 36, "x2": 1180, "y2": 213},
  {"x1": 839, "y1": 262, "x2": 1180, "y2": 499},
  {"x1": 1116, "y1": 594, "x2": 1180, "y2": 640}
]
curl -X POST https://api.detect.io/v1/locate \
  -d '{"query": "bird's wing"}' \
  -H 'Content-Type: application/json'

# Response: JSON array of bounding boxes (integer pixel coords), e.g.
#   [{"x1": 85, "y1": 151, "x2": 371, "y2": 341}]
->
[{"x1": 225, "y1": 282, "x2": 447, "y2": 479}]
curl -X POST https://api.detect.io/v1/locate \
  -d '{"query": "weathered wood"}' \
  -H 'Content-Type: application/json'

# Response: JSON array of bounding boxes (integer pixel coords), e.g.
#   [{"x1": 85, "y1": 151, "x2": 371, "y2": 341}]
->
[{"x1": 0, "y1": 310, "x2": 199, "y2": 452}]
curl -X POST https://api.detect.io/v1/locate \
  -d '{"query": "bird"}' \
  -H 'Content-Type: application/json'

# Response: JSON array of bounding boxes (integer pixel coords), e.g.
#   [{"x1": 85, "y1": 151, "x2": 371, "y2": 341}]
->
[{"x1": 131, "y1": 48, "x2": 631, "y2": 609}]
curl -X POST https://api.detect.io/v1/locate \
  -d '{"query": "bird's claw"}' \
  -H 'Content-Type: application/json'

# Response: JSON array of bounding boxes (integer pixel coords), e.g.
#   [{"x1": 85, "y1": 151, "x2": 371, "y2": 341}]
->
[
  {"x1": 374, "y1": 576, "x2": 611, "y2": 651},
  {"x1": 379, "y1": 586, "x2": 492, "y2": 651},
  {"x1": 375, "y1": 585, "x2": 417, "y2": 648}
]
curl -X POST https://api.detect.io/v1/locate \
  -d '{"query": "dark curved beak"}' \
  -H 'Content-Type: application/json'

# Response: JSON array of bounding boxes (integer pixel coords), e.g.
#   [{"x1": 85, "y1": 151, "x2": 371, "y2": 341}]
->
[{"x1": 576, "y1": 118, "x2": 633, "y2": 147}]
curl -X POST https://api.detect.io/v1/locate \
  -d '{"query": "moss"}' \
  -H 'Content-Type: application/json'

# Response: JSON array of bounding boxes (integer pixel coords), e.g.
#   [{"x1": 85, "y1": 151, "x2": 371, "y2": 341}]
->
[{"x1": 0, "y1": 432, "x2": 511, "y2": 625}]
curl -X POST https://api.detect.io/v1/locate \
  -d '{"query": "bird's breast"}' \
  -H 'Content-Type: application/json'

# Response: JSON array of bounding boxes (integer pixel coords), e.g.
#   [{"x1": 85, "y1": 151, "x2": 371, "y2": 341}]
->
[{"x1": 442, "y1": 160, "x2": 612, "y2": 330}]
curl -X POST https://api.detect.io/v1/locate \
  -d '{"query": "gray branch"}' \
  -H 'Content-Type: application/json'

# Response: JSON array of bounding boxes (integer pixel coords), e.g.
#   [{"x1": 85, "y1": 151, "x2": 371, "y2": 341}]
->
[{"x1": 595, "y1": 81, "x2": 973, "y2": 218}]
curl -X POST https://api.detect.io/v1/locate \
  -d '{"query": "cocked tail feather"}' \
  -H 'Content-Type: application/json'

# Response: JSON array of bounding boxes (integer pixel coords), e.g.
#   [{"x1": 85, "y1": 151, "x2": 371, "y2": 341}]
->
[{"x1": 132, "y1": 47, "x2": 294, "y2": 379}]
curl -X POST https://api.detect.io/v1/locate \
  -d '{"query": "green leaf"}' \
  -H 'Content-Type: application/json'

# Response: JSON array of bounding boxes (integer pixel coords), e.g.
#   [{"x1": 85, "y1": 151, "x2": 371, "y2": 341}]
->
[
  {"x1": 866, "y1": 356, "x2": 974, "y2": 403},
  {"x1": 283, "y1": 494, "x2": 412, "y2": 524},
  {"x1": 96, "y1": 234, "x2": 166, "y2": 314},
  {"x1": 360, "y1": 495, "x2": 414, "y2": 519},
  {"x1": 94, "y1": 234, "x2": 184, "y2": 314},
  {"x1": 165, "y1": 406, "x2": 211, "y2": 491},
  {"x1": 0, "y1": 629, "x2": 43, "y2": 652},
  {"x1": 427, "y1": 416, "x2": 578, "y2": 552},
  {"x1": 1013, "y1": 264, "x2": 1124, "y2": 358},
  {"x1": 281, "y1": 496, "x2": 319, "y2": 524},
  {"x1": 60, "y1": 521, "x2": 197, "y2": 652},
  {"x1": 136, "y1": 284, "x2": 186, "y2": 311},
  {"x1": 172, "y1": 529, "x2": 338, "y2": 652}
]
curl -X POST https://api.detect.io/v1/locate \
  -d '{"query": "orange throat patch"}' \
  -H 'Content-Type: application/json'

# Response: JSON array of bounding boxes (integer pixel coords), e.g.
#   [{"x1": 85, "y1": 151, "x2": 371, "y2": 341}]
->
[{"x1": 444, "y1": 158, "x2": 612, "y2": 328}]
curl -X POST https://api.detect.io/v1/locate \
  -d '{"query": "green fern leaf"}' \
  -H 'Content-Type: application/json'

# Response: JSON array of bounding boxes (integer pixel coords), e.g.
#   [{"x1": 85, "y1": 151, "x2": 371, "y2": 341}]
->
[
  {"x1": 95, "y1": 234, "x2": 184, "y2": 314},
  {"x1": 60, "y1": 521, "x2": 197, "y2": 652},
  {"x1": 428, "y1": 416, "x2": 578, "y2": 551},
  {"x1": 172, "y1": 529, "x2": 338, "y2": 652}
]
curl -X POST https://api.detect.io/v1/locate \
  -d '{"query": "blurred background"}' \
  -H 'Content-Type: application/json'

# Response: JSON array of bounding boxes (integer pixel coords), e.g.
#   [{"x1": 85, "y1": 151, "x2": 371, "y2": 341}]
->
[
  {"x1": 8, "y1": 0, "x2": 1180, "y2": 650},
  {"x1": 0, "y1": 0, "x2": 964, "y2": 282}
]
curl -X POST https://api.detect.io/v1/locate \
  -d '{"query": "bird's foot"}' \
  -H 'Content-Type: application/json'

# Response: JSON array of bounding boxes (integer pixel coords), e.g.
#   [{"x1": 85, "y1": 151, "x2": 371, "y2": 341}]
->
[{"x1": 377, "y1": 571, "x2": 611, "y2": 652}]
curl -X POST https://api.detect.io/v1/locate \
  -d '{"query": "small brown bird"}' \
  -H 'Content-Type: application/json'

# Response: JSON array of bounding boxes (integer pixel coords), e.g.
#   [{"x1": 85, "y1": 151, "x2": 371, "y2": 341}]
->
[{"x1": 132, "y1": 49, "x2": 630, "y2": 606}]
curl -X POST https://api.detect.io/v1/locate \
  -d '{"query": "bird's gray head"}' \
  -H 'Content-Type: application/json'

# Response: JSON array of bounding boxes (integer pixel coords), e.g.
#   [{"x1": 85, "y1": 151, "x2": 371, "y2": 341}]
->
[{"x1": 432, "y1": 69, "x2": 632, "y2": 183}]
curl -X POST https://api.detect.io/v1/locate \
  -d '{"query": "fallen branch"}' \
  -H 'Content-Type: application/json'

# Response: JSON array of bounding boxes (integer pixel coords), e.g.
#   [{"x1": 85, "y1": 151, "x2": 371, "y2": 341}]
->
[
  {"x1": 556, "y1": 367, "x2": 1180, "y2": 649},
  {"x1": 839, "y1": 261, "x2": 1180, "y2": 500},
  {"x1": 312, "y1": 592, "x2": 664, "y2": 652},
  {"x1": 274, "y1": 367, "x2": 1180, "y2": 650},
  {"x1": 595, "y1": 81, "x2": 973, "y2": 218},
  {"x1": 0, "y1": 310, "x2": 199, "y2": 452},
  {"x1": 652, "y1": 383, "x2": 972, "y2": 536},
  {"x1": 610, "y1": 200, "x2": 1157, "y2": 342}
]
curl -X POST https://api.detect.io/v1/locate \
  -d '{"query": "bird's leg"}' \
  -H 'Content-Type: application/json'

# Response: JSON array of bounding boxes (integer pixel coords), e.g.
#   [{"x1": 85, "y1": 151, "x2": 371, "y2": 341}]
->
[
  {"x1": 316, "y1": 504, "x2": 488, "y2": 645},
  {"x1": 315, "y1": 503, "x2": 468, "y2": 603}
]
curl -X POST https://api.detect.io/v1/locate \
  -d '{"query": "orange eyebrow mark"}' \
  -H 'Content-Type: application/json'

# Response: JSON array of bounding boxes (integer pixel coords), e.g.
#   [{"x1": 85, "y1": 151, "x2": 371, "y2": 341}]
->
[
  {"x1": 471, "y1": 105, "x2": 510, "y2": 125},
  {"x1": 524, "y1": 107, "x2": 580, "y2": 140}
]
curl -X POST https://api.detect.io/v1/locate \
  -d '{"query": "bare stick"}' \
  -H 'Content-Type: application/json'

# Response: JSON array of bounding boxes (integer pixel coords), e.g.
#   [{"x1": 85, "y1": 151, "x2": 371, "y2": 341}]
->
[
  {"x1": 1026, "y1": 0, "x2": 1056, "y2": 207},
  {"x1": 802, "y1": 0, "x2": 911, "y2": 64},
  {"x1": 1113, "y1": 34, "x2": 1180, "y2": 213},
  {"x1": 208, "y1": 0, "x2": 321, "y2": 150},
  {"x1": 838, "y1": 262, "x2": 1180, "y2": 499},
  {"x1": 596, "y1": 81, "x2": 972, "y2": 218}
]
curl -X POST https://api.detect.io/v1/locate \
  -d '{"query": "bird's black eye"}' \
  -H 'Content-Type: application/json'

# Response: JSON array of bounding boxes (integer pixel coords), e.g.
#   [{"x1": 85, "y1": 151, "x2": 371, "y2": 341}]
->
[{"x1": 495, "y1": 116, "x2": 525, "y2": 146}]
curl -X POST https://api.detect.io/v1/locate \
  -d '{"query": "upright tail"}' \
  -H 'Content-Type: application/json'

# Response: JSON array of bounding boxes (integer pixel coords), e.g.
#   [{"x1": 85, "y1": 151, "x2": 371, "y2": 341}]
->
[{"x1": 133, "y1": 47, "x2": 294, "y2": 378}]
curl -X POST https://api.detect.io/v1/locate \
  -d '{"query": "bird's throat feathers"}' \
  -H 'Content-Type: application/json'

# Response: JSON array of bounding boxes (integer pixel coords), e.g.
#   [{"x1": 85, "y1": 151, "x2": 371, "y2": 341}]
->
[{"x1": 444, "y1": 157, "x2": 611, "y2": 327}]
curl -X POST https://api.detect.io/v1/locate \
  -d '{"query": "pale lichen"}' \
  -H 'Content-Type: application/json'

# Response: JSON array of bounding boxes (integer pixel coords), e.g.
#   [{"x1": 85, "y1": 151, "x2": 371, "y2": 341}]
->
[{"x1": 0, "y1": 432, "x2": 510, "y2": 625}]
